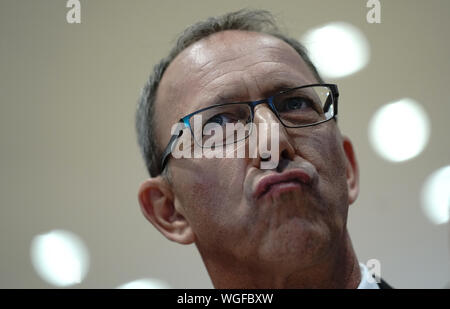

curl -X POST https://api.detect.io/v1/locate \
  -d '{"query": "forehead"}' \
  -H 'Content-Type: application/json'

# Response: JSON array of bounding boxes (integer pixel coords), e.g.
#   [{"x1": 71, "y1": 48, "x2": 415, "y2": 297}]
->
[
  {"x1": 154, "y1": 30, "x2": 318, "y2": 143},
  {"x1": 162, "y1": 30, "x2": 317, "y2": 94}
]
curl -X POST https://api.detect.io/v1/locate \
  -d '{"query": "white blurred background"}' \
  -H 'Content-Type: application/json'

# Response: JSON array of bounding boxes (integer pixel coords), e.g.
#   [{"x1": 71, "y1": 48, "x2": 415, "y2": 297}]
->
[{"x1": 0, "y1": 0, "x2": 449, "y2": 288}]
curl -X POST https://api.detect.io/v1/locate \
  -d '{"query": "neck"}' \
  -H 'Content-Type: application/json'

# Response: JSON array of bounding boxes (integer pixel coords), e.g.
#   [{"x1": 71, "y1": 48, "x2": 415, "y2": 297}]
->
[{"x1": 199, "y1": 230, "x2": 361, "y2": 289}]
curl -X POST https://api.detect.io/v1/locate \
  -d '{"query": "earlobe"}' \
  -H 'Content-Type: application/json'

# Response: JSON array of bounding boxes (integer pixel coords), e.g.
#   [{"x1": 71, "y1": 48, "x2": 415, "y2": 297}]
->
[
  {"x1": 138, "y1": 178, "x2": 195, "y2": 244},
  {"x1": 342, "y1": 137, "x2": 360, "y2": 205}
]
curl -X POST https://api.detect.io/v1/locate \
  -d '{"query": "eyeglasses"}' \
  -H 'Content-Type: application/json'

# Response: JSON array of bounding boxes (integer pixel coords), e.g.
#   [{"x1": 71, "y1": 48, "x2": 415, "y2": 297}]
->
[{"x1": 159, "y1": 83, "x2": 339, "y2": 174}]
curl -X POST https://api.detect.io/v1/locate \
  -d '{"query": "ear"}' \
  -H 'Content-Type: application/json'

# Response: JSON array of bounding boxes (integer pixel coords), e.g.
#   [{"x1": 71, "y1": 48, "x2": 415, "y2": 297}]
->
[
  {"x1": 138, "y1": 177, "x2": 195, "y2": 244},
  {"x1": 342, "y1": 136, "x2": 359, "y2": 205}
]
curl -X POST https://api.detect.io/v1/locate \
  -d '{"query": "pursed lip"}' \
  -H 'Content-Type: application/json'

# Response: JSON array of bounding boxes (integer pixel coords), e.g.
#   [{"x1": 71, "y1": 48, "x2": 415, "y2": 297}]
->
[{"x1": 253, "y1": 169, "x2": 313, "y2": 200}]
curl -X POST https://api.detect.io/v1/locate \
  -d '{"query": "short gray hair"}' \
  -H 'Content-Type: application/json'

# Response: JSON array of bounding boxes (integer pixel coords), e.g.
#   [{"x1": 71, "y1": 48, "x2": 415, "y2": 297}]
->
[{"x1": 136, "y1": 9, "x2": 323, "y2": 177}]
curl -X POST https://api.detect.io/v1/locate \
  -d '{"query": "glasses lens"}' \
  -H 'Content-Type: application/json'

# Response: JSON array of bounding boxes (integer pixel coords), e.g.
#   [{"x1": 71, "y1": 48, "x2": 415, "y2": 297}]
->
[
  {"x1": 273, "y1": 85, "x2": 335, "y2": 127},
  {"x1": 189, "y1": 104, "x2": 252, "y2": 148}
]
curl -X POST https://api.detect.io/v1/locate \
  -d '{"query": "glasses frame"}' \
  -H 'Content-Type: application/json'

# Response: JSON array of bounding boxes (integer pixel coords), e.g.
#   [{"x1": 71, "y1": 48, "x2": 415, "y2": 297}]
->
[{"x1": 158, "y1": 83, "x2": 339, "y2": 174}]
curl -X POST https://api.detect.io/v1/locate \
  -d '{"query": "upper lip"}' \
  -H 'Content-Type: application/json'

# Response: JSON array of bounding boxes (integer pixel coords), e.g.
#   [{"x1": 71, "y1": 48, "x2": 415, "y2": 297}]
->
[{"x1": 253, "y1": 169, "x2": 313, "y2": 200}]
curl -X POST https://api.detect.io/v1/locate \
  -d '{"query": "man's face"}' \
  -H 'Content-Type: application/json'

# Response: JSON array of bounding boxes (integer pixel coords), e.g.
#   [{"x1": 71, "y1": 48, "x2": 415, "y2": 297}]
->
[{"x1": 153, "y1": 30, "x2": 356, "y2": 271}]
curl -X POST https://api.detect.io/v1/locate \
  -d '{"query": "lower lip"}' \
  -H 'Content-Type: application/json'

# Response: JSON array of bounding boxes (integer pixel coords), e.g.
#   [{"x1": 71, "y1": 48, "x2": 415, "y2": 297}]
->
[{"x1": 260, "y1": 181, "x2": 303, "y2": 199}]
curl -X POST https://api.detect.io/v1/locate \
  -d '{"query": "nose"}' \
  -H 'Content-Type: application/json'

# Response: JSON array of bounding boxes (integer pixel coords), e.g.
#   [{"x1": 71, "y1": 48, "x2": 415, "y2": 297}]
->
[{"x1": 251, "y1": 104, "x2": 296, "y2": 170}]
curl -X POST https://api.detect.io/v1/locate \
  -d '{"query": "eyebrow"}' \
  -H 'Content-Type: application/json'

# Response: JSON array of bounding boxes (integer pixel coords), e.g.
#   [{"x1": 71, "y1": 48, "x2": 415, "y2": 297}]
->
[
  {"x1": 269, "y1": 78, "x2": 310, "y2": 91},
  {"x1": 193, "y1": 77, "x2": 312, "y2": 112},
  {"x1": 216, "y1": 80, "x2": 302, "y2": 102}
]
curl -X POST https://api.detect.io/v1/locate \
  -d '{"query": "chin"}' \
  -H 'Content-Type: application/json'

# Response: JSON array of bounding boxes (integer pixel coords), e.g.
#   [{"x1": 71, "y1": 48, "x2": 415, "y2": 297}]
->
[{"x1": 256, "y1": 215, "x2": 337, "y2": 268}]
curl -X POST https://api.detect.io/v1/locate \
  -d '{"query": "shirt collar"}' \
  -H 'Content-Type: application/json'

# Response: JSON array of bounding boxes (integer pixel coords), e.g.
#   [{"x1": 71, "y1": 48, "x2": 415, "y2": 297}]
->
[{"x1": 357, "y1": 262, "x2": 380, "y2": 289}]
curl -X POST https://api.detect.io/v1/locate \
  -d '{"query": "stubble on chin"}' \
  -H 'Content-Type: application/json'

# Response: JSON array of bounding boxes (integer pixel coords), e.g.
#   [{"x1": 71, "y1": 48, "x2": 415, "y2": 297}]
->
[{"x1": 251, "y1": 190, "x2": 338, "y2": 266}]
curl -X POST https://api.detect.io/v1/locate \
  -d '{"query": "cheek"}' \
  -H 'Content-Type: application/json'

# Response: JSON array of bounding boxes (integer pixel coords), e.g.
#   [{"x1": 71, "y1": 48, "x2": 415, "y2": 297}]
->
[
  {"x1": 293, "y1": 125, "x2": 346, "y2": 180},
  {"x1": 172, "y1": 157, "x2": 248, "y2": 231},
  {"x1": 293, "y1": 125, "x2": 349, "y2": 215}
]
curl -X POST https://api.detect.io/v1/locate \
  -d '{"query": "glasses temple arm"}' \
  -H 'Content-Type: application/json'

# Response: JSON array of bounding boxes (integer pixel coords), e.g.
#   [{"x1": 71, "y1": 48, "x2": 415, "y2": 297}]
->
[
  {"x1": 323, "y1": 84, "x2": 339, "y2": 116},
  {"x1": 160, "y1": 121, "x2": 185, "y2": 172}
]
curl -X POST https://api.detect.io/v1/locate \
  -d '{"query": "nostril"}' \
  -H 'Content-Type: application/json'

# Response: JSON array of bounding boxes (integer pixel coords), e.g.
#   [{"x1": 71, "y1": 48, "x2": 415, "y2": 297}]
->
[
  {"x1": 276, "y1": 149, "x2": 291, "y2": 172},
  {"x1": 280, "y1": 149, "x2": 291, "y2": 160}
]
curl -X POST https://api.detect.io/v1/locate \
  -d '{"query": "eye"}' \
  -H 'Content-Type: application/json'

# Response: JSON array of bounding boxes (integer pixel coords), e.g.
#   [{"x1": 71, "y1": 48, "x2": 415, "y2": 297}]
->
[
  {"x1": 282, "y1": 97, "x2": 313, "y2": 111},
  {"x1": 204, "y1": 113, "x2": 234, "y2": 126}
]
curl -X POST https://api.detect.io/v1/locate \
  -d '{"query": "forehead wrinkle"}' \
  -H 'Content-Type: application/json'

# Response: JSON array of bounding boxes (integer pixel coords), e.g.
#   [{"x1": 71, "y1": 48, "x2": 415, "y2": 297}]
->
[
  {"x1": 197, "y1": 60, "x2": 311, "y2": 100},
  {"x1": 196, "y1": 49, "x2": 292, "y2": 81},
  {"x1": 188, "y1": 34, "x2": 298, "y2": 73},
  {"x1": 193, "y1": 46, "x2": 314, "y2": 92},
  {"x1": 196, "y1": 58, "x2": 294, "y2": 94},
  {"x1": 166, "y1": 30, "x2": 311, "y2": 94}
]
